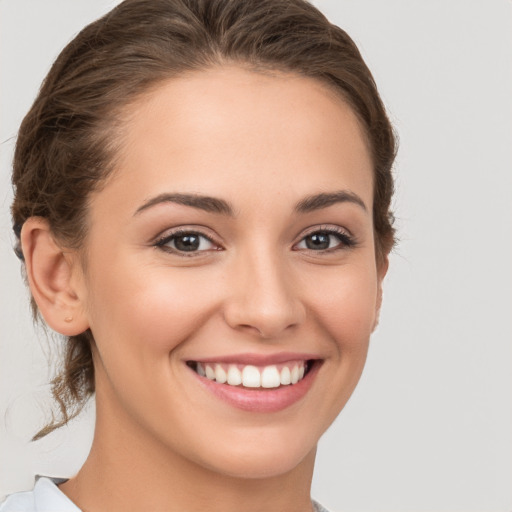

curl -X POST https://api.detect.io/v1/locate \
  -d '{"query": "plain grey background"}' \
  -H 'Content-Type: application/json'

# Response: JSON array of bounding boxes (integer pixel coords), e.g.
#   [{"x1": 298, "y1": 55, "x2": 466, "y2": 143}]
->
[{"x1": 1, "y1": 1, "x2": 511, "y2": 511}]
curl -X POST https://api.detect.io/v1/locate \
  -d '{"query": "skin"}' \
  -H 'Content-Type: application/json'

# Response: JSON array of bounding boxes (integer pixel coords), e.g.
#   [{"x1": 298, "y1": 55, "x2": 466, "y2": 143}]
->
[{"x1": 23, "y1": 66, "x2": 387, "y2": 512}]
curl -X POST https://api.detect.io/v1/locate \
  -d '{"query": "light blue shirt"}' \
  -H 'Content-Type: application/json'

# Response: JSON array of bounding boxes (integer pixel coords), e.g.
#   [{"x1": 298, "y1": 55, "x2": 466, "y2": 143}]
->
[
  {"x1": 1, "y1": 476, "x2": 330, "y2": 511},
  {"x1": 0, "y1": 477, "x2": 80, "y2": 512}
]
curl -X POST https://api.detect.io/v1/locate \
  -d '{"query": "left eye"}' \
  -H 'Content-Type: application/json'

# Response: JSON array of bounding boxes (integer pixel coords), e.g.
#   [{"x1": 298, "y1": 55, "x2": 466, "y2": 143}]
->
[
  {"x1": 296, "y1": 231, "x2": 349, "y2": 251},
  {"x1": 157, "y1": 232, "x2": 216, "y2": 253}
]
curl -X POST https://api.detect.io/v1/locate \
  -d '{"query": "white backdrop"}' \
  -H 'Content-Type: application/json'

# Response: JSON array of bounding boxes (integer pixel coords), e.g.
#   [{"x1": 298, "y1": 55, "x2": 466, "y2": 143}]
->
[{"x1": 1, "y1": 1, "x2": 510, "y2": 511}]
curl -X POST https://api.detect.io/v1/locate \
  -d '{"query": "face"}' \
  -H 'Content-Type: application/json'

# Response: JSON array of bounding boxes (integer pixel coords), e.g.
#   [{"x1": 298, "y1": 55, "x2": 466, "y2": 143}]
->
[{"x1": 72, "y1": 66, "x2": 384, "y2": 479}]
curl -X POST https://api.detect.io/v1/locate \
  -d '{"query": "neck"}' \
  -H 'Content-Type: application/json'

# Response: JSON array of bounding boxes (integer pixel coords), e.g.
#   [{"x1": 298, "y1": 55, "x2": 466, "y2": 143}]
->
[{"x1": 60, "y1": 396, "x2": 317, "y2": 512}]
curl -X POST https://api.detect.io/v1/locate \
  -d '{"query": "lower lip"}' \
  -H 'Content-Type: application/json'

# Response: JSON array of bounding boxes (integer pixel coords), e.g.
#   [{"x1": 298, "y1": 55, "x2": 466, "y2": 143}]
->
[{"x1": 190, "y1": 362, "x2": 321, "y2": 413}]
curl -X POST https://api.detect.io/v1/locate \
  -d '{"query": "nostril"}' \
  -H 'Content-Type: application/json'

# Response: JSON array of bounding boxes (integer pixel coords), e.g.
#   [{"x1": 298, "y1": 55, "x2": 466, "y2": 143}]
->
[{"x1": 236, "y1": 323, "x2": 296, "y2": 340}]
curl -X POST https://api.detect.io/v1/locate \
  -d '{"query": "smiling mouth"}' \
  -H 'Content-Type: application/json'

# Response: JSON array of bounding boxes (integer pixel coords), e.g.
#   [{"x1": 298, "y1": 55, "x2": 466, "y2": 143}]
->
[{"x1": 187, "y1": 360, "x2": 316, "y2": 389}]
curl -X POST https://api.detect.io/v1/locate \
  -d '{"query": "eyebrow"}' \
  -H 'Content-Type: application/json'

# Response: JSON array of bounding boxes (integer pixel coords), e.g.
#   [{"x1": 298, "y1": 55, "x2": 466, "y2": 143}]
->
[
  {"x1": 134, "y1": 189, "x2": 367, "y2": 217},
  {"x1": 134, "y1": 193, "x2": 235, "y2": 216},
  {"x1": 294, "y1": 190, "x2": 368, "y2": 213}
]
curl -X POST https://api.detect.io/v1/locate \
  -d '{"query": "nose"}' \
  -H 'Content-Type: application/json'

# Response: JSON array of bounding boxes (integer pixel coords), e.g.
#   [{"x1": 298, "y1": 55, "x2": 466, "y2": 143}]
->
[{"x1": 223, "y1": 251, "x2": 306, "y2": 339}]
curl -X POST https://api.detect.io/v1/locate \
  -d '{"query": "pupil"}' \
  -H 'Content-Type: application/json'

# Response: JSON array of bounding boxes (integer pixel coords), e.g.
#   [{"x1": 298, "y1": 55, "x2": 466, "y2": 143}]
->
[
  {"x1": 306, "y1": 233, "x2": 330, "y2": 250},
  {"x1": 175, "y1": 234, "x2": 200, "y2": 251}
]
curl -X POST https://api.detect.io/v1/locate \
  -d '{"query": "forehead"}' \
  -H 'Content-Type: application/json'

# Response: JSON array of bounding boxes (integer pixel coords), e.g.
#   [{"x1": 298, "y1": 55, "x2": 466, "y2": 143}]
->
[{"x1": 97, "y1": 66, "x2": 373, "y2": 216}]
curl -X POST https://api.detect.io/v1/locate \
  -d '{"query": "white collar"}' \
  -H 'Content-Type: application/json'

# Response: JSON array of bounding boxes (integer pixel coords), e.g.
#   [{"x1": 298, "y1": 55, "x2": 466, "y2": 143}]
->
[{"x1": 32, "y1": 476, "x2": 81, "y2": 512}]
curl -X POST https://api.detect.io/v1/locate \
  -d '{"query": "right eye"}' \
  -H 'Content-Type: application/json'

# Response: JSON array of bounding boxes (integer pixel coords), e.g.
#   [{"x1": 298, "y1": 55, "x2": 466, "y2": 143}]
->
[
  {"x1": 294, "y1": 226, "x2": 357, "y2": 253},
  {"x1": 155, "y1": 230, "x2": 219, "y2": 255}
]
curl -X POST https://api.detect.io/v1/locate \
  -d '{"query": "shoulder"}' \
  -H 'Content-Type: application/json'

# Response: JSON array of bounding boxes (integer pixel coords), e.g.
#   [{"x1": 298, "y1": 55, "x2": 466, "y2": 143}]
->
[{"x1": 0, "y1": 477, "x2": 80, "y2": 512}]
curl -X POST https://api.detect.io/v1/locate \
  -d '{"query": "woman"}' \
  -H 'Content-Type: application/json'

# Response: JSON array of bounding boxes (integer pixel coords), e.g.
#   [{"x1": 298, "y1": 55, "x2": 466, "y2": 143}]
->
[{"x1": 2, "y1": 0, "x2": 396, "y2": 510}]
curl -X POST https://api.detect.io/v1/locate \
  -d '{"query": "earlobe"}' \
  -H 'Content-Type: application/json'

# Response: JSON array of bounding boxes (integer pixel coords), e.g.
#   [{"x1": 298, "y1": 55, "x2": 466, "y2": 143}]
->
[{"x1": 21, "y1": 217, "x2": 89, "y2": 336}]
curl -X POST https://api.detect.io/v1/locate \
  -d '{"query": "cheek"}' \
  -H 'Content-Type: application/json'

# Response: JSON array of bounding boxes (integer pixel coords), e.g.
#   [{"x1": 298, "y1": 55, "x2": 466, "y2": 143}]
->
[
  {"x1": 306, "y1": 262, "x2": 378, "y2": 350},
  {"x1": 85, "y1": 260, "x2": 220, "y2": 357}
]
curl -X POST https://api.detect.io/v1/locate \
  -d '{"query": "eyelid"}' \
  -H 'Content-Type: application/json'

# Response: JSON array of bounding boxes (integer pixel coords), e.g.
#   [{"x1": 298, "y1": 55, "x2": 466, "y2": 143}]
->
[
  {"x1": 299, "y1": 224, "x2": 354, "y2": 239},
  {"x1": 152, "y1": 224, "x2": 220, "y2": 243}
]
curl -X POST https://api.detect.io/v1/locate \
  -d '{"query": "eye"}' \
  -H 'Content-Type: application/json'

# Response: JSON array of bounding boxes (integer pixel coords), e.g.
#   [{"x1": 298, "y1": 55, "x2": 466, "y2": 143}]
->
[
  {"x1": 295, "y1": 228, "x2": 355, "y2": 252},
  {"x1": 155, "y1": 230, "x2": 218, "y2": 254}
]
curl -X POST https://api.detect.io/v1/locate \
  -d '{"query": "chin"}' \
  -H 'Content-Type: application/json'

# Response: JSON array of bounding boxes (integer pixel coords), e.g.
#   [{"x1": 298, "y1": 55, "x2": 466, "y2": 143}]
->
[{"x1": 191, "y1": 429, "x2": 318, "y2": 480}]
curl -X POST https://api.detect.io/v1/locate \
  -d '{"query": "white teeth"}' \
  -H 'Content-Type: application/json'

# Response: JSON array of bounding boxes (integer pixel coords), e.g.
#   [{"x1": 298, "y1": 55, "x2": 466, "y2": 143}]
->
[
  {"x1": 215, "y1": 364, "x2": 227, "y2": 384},
  {"x1": 280, "y1": 366, "x2": 291, "y2": 385},
  {"x1": 242, "y1": 365, "x2": 261, "y2": 387},
  {"x1": 261, "y1": 365, "x2": 281, "y2": 388},
  {"x1": 227, "y1": 365, "x2": 242, "y2": 386},
  {"x1": 205, "y1": 364, "x2": 215, "y2": 380},
  {"x1": 290, "y1": 365, "x2": 299, "y2": 384},
  {"x1": 195, "y1": 361, "x2": 310, "y2": 388}
]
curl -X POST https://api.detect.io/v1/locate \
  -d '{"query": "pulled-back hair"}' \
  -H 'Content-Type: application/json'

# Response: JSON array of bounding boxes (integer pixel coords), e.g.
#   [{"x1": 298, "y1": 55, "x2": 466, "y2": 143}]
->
[{"x1": 12, "y1": 0, "x2": 396, "y2": 439}]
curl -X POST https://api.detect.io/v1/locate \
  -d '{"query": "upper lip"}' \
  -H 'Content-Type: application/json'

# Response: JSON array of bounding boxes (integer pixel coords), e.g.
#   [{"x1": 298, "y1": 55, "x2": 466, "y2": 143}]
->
[{"x1": 186, "y1": 352, "x2": 321, "y2": 366}]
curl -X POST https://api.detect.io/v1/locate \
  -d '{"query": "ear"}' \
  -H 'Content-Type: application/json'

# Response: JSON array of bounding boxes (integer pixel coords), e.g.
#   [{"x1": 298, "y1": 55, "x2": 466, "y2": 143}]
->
[
  {"x1": 21, "y1": 217, "x2": 89, "y2": 336},
  {"x1": 372, "y1": 256, "x2": 389, "y2": 332}
]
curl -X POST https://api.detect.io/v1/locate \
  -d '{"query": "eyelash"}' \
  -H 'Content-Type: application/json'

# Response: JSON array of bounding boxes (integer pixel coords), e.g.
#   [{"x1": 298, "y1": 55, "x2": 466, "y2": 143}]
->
[{"x1": 154, "y1": 226, "x2": 357, "y2": 257}]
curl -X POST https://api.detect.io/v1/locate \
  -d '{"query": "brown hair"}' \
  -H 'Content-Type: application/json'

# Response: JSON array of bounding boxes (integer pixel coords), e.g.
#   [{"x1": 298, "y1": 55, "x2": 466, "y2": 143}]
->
[{"x1": 12, "y1": 0, "x2": 396, "y2": 439}]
